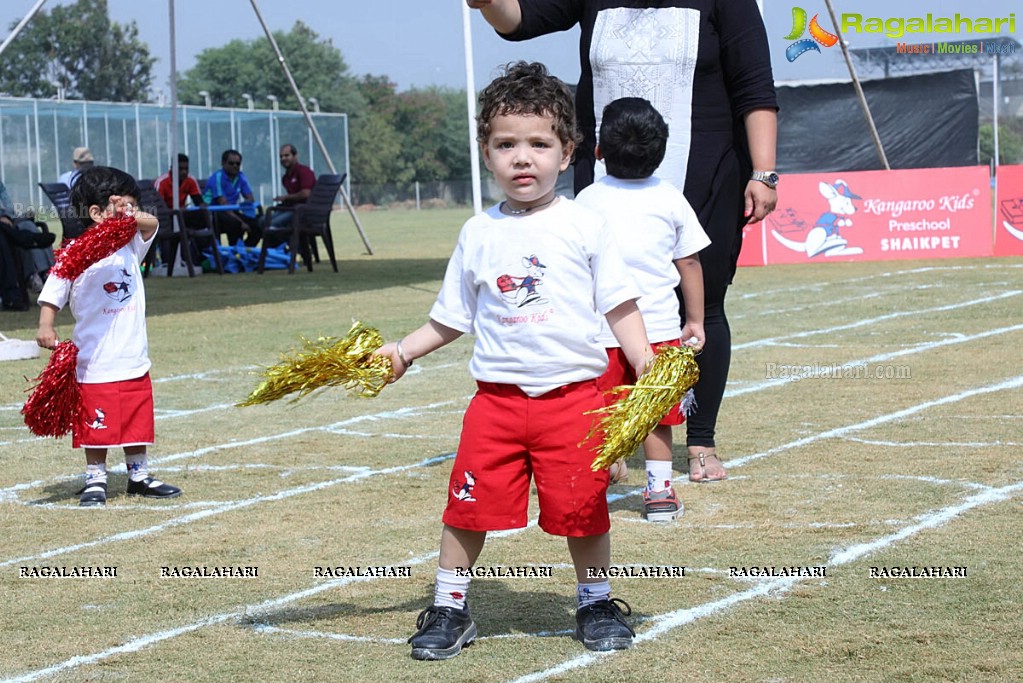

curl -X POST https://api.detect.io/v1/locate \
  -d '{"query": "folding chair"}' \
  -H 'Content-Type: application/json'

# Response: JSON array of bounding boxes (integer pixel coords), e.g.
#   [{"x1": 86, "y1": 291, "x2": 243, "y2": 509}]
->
[
  {"x1": 38, "y1": 182, "x2": 86, "y2": 243},
  {"x1": 257, "y1": 173, "x2": 345, "y2": 274}
]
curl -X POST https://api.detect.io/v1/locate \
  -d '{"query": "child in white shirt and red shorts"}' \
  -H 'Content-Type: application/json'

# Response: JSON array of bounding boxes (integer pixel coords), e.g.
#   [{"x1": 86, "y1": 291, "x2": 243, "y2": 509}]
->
[
  {"x1": 36, "y1": 166, "x2": 182, "y2": 507},
  {"x1": 375, "y1": 62, "x2": 654, "y2": 661},
  {"x1": 576, "y1": 97, "x2": 711, "y2": 522}
]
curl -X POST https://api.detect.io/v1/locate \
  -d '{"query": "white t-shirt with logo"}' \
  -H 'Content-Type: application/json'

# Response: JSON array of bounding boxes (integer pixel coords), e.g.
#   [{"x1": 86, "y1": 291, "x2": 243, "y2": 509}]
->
[
  {"x1": 38, "y1": 232, "x2": 156, "y2": 383},
  {"x1": 575, "y1": 175, "x2": 711, "y2": 346},
  {"x1": 429, "y1": 198, "x2": 641, "y2": 397}
]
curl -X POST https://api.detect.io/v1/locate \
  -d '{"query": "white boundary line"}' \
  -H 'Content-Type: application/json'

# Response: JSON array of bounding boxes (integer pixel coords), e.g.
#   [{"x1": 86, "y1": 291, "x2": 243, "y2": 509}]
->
[
  {"x1": 729, "y1": 322, "x2": 1023, "y2": 397},
  {"x1": 508, "y1": 480, "x2": 1023, "y2": 683},
  {"x1": 732, "y1": 290, "x2": 1020, "y2": 351},
  {"x1": 4, "y1": 373, "x2": 1021, "y2": 681},
  {"x1": 726, "y1": 374, "x2": 1023, "y2": 470},
  {"x1": 0, "y1": 400, "x2": 463, "y2": 498},
  {"x1": 0, "y1": 453, "x2": 454, "y2": 570}
]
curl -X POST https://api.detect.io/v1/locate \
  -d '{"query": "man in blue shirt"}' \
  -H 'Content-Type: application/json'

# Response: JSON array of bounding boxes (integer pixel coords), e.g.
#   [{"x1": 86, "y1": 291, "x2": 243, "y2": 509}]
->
[{"x1": 204, "y1": 149, "x2": 263, "y2": 247}]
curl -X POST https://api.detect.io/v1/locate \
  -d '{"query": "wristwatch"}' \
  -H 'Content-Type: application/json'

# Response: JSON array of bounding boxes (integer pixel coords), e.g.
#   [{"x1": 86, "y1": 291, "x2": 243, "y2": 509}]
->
[{"x1": 751, "y1": 171, "x2": 779, "y2": 189}]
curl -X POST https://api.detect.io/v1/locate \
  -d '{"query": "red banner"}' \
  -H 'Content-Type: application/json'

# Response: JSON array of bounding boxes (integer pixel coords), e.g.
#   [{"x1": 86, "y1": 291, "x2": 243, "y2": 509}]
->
[
  {"x1": 737, "y1": 220, "x2": 766, "y2": 267},
  {"x1": 995, "y1": 165, "x2": 1023, "y2": 257},
  {"x1": 761, "y1": 167, "x2": 992, "y2": 265}
]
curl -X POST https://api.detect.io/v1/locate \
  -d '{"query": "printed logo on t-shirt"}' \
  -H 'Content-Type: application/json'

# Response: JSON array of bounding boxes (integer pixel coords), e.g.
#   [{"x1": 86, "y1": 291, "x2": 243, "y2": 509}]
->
[
  {"x1": 496, "y1": 254, "x2": 549, "y2": 308},
  {"x1": 88, "y1": 407, "x2": 108, "y2": 430},
  {"x1": 102, "y1": 268, "x2": 134, "y2": 303}
]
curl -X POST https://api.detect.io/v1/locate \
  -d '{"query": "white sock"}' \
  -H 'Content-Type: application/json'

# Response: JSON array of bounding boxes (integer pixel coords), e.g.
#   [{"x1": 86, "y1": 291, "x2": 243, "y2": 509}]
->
[
  {"x1": 645, "y1": 460, "x2": 673, "y2": 492},
  {"x1": 434, "y1": 567, "x2": 470, "y2": 610},
  {"x1": 125, "y1": 453, "x2": 150, "y2": 483},
  {"x1": 84, "y1": 463, "x2": 107, "y2": 486},
  {"x1": 577, "y1": 580, "x2": 611, "y2": 608}
]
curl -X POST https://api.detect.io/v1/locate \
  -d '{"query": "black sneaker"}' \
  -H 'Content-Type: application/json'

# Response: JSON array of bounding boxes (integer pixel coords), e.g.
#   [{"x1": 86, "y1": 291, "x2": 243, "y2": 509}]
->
[
  {"x1": 126, "y1": 476, "x2": 182, "y2": 499},
  {"x1": 408, "y1": 604, "x2": 477, "y2": 660},
  {"x1": 575, "y1": 598, "x2": 635, "y2": 651},
  {"x1": 77, "y1": 481, "x2": 107, "y2": 507}
]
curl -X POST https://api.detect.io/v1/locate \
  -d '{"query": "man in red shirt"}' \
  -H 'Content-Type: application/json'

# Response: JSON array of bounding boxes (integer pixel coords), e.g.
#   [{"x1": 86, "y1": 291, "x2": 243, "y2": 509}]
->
[
  {"x1": 157, "y1": 154, "x2": 204, "y2": 212},
  {"x1": 268, "y1": 144, "x2": 316, "y2": 230}
]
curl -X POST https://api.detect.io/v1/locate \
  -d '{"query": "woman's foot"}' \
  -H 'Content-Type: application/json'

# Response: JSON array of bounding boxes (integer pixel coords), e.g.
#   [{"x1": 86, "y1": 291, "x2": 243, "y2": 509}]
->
[{"x1": 687, "y1": 449, "x2": 726, "y2": 483}]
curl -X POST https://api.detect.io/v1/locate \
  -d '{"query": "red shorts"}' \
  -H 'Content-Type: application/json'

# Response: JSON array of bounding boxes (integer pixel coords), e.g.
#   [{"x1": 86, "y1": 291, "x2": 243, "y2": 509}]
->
[
  {"x1": 596, "y1": 339, "x2": 686, "y2": 427},
  {"x1": 73, "y1": 374, "x2": 155, "y2": 449},
  {"x1": 442, "y1": 380, "x2": 609, "y2": 537}
]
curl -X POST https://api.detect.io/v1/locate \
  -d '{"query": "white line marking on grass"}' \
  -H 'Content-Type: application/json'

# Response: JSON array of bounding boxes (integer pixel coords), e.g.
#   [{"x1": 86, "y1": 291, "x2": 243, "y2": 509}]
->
[
  {"x1": 250, "y1": 624, "x2": 407, "y2": 645},
  {"x1": 0, "y1": 398, "x2": 466, "y2": 506},
  {"x1": 829, "y1": 481, "x2": 1023, "y2": 564},
  {"x1": 731, "y1": 291, "x2": 885, "y2": 321},
  {"x1": 150, "y1": 400, "x2": 463, "y2": 467},
  {"x1": 152, "y1": 366, "x2": 261, "y2": 383},
  {"x1": 846, "y1": 436, "x2": 1022, "y2": 448},
  {"x1": 0, "y1": 453, "x2": 455, "y2": 570},
  {"x1": 727, "y1": 374, "x2": 1023, "y2": 470},
  {"x1": 733, "y1": 264, "x2": 1010, "y2": 302},
  {"x1": 732, "y1": 290, "x2": 1021, "y2": 351},
  {"x1": 508, "y1": 479, "x2": 1023, "y2": 683},
  {"x1": 249, "y1": 623, "x2": 576, "y2": 644}
]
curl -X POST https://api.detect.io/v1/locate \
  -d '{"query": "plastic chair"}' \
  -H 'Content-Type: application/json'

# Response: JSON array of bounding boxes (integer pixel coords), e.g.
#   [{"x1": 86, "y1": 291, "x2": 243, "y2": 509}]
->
[
  {"x1": 38, "y1": 182, "x2": 86, "y2": 243},
  {"x1": 257, "y1": 173, "x2": 345, "y2": 274},
  {"x1": 137, "y1": 182, "x2": 223, "y2": 277}
]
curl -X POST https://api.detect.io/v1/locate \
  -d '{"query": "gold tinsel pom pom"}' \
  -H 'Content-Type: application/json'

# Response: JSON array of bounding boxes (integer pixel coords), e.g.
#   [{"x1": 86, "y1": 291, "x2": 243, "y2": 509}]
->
[
  {"x1": 587, "y1": 345, "x2": 701, "y2": 472},
  {"x1": 237, "y1": 321, "x2": 393, "y2": 407}
]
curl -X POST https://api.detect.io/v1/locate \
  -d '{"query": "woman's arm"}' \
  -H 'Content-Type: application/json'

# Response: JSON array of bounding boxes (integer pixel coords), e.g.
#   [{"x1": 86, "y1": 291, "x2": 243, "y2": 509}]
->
[
  {"x1": 466, "y1": 0, "x2": 523, "y2": 34},
  {"x1": 743, "y1": 108, "x2": 778, "y2": 223}
]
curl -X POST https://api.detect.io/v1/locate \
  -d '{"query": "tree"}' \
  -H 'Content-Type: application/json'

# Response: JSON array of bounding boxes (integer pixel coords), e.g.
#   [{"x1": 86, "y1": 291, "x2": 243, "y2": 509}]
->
[
  {"x1": 980, "y1": 122, "x2": 1023, "y2": 165},
  {"x1": 0, "y1": 0, "x2": 154, "y2": 101},
  {"x1": 177, "y1": 21, "x2": 362, "y2": 115}
]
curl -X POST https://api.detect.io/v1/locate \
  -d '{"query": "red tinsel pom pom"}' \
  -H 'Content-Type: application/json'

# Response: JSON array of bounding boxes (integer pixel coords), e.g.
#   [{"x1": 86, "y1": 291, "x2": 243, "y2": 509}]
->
[
  {"x1": 22, "y1": 340, "x2": 83, "y2": 438},
  {"x1": 51, "y1": 214, "x2": 137, "y2": 281}
]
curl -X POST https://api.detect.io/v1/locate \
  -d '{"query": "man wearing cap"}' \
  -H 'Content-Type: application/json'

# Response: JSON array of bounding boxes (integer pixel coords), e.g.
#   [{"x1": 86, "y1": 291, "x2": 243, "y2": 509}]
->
[{"x1": 58, "y1": 147, "x2": 95, "y2": 188}]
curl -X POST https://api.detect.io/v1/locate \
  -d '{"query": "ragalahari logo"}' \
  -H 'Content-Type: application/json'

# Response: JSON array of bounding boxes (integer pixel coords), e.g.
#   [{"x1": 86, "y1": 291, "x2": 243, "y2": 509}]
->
[{"x1": 784, "y1": 7, "x2": 839, "y2": 61}]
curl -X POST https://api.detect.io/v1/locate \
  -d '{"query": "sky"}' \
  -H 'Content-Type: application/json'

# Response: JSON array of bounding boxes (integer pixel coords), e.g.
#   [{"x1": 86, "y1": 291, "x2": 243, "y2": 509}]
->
[{"x1": 3, "y1": 0, "x2": 1021, "y2": 104}]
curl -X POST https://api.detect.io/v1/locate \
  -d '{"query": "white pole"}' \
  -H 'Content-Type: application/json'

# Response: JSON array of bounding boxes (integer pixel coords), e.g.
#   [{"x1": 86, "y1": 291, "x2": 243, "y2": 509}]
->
[
  {"x1": 168, "y1": 0, "x2": 193, "y2": 276},
  {"x1": 462, "y1": 2, "x2": 482, "y2": 214},
  {"x1": 0, "y1": 0, "x2": 47, "y2": 58},
  {"x1": 993, "y1": 55, "x2": 1000, "y2": 169}
]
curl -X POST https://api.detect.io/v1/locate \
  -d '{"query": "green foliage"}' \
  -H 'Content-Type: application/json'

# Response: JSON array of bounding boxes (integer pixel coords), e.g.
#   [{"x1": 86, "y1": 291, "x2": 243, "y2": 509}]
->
[
  {"x1": 979, "y1": 121, "x2": 1023, "y2": 165},
  {"x1": 174, "y1": 22, "x2": 475, "y2": 187},
  {"x1": 0, "y1": 0, "x2": 154, "y2": 101},
  {"x1": 176, "y1": 21, "x2": 362, "y2": 115}
]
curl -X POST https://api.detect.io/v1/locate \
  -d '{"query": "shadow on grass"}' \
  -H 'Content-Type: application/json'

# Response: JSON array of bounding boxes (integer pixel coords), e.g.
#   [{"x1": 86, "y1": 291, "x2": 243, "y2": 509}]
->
[
  {"x1": 244, "y1": 579, "x2": 643, "y2": 638},
  {"x1": 142, "y1": 257, "x2": 450, "y2": 317}
]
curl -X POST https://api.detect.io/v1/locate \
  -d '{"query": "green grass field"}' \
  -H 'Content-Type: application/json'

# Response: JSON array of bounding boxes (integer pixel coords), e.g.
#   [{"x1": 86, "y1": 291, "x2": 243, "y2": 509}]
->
[{"x1": 1, "y1": 208, "x2": 1021, "y2": 682}]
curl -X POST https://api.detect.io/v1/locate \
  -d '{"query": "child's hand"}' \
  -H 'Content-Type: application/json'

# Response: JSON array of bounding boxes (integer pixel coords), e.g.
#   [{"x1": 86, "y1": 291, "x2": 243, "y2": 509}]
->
[
  {"x1": 103, "y1": 195, "x2": 138, "y2": 218},
  {"x1": 681, "y1": 323, "x2": 705, "y2": 354},
  {"x1": 36, "y1": 325, "x2": 59, "y2": 350},
  {"x1": 632, "y1": 346, "x2": 656, "y2": 379},
  {"x1": 374, "y1": 342, "x2": 408, "y2": 383}
]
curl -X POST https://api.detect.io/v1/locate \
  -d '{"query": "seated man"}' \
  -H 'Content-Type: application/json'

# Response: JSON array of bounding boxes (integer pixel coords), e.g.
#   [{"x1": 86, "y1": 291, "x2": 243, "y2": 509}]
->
[
  {"x1": 0, "y1": 228, "x2": 29, "y2": 311},
  {"x1": 0, "y1": 181, "x2": 55, "y2": 294},
  {"x1": 268, "y1": 144, "x2": 316, "y2": 229},
  {"x1": 58, "y1": 146, "x2": 94, "y2": 188},
  {"x1": 203, "y1": 149, "x2": 262, "y2": 247},
  {"x1": 157, "y1": 153, "x2": 204, "y2": 210}
]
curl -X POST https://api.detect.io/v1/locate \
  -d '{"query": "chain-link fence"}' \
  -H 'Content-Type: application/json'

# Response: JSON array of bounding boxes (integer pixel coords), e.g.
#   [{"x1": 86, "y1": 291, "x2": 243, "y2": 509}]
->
[{"x1": 0, "y1": 96, "x2": 348, "y2": 216}]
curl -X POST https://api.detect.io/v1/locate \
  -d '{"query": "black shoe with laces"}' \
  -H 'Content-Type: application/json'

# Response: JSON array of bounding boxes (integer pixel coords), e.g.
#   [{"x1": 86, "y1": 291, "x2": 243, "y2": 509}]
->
[
  {"x1": 126, "y1": 476, "x2": 181, "y2": 499},
  {"x1": 77, "y1": 481, "x2": 107, "y2": 507},
  {"x1": 408, "y1": 604, "x2": 477, "y2": 660},
  {"x1": 575, "y1": 598, "x2": 635, "y2": 651}
]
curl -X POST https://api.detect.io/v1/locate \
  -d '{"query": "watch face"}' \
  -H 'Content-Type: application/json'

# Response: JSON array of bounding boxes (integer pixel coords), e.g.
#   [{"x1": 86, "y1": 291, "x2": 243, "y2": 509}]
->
[{"x1": 768, "y1": 172, "x2": 779, "y2": 186}]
